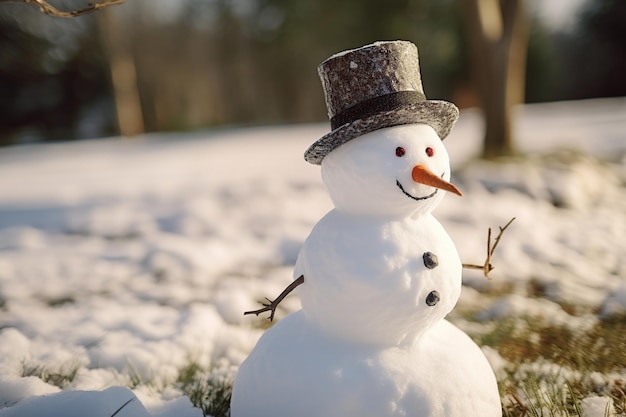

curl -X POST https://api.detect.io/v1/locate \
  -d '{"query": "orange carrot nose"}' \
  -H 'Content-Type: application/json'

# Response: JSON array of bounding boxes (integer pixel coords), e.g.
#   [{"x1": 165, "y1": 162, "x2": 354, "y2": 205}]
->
[{"x1": 412, "y1": 165, "x2": 463, "y2": 197}]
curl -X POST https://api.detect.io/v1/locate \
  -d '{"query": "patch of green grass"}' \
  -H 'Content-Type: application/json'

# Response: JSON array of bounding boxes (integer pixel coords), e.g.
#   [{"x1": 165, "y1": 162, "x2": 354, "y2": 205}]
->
[
  {"x1": 473, "y1": 314, "x2": 626, "y2": 416},
  {"x1": 177, "y1": 360, "x2": 233, "y2": 417},
  {"x1": 504, "y1": 377, "x2": 586, "y2": 417},
  {"x1": 126, "y1": 361, "x2": 147, "y2": 389},
  {"x1": 21, "y1": 361, "x2": 80, "y2": 389},
  {"x1": 44, "y1": 295, "x2": 76, "y2": 307},
  {"x1": 476, "y1": 315, "x2": 626, "y2": 374}
]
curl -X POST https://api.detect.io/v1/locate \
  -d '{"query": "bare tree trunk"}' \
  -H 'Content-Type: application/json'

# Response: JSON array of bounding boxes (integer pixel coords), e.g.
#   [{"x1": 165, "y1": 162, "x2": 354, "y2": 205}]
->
[
  {"x1": 98, "y1": 8, "x2": 144, "y2": 137},
  {"x1": 462, "y1": 0, "x2": 528, "y2": 158}
]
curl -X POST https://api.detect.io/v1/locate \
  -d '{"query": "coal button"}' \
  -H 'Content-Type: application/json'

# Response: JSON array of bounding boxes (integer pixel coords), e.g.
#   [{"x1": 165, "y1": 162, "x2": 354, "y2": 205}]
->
[
  {"x1": 426, "y1": 290, "x2": 440, "y2": 306},
  {"x1": 422, "y1": 252, "x2": 438, "y2": 269}
]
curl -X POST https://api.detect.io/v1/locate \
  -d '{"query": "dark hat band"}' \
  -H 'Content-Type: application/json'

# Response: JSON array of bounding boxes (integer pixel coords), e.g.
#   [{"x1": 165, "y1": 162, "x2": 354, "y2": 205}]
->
[{"x1": 330, "y1": 90, "x2": 426, "y2": 130}]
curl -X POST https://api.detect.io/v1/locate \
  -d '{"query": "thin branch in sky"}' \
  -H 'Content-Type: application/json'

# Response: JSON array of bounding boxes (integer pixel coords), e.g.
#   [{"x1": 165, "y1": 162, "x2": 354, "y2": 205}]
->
[{"x1": 0, "y1": 0, "x2": 127, "y2": 18}]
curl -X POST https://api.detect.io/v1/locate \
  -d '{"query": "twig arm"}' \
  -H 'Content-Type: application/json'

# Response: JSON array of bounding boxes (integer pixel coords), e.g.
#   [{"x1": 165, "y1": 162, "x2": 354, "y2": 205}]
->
[
  {"x1": 244, "y1": 275, "x2": 304, "y2": 321},
  {"x1": 462, "y1": 217, "x2": 515, "y2": 279},
  {"x1": 490, "y1": 217, "x2": 516, "y2": 256}
]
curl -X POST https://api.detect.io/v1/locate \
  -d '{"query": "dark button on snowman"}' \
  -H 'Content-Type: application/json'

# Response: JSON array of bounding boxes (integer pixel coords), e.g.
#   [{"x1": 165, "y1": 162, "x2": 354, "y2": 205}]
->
[{"x1": 231, "y1": 41, "x2": 502, "y2": 417}]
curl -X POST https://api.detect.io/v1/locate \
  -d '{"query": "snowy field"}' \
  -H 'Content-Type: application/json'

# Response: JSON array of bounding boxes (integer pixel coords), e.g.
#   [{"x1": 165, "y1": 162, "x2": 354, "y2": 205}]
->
[{"x1": 0, "y1": 98, "x2": 625, "y2": 416}]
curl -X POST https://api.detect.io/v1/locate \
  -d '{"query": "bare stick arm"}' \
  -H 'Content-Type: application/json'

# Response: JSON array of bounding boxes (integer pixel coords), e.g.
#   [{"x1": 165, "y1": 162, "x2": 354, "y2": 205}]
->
[
  {"x1": 462, "y1": 217, "x2": 515, "y2": 278},
  {"x1": 244, "y1": 275, "x2": 305, "y2": 321}
]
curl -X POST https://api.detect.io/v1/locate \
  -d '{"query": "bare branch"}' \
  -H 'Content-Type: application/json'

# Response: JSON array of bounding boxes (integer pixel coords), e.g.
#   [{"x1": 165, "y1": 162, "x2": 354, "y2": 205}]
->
[
  {"x1": 463, "y1": 217, "x2": 515, "y2": 279},
  {"x1": 489, "y1": 217, "x2": 516, "y2": 259},
  {"x1": 0, "y1": 0, "x2": 127, "y2": 18},
  {"x1": 244, "y1": 275, "x2": 305, "y2": 322}
]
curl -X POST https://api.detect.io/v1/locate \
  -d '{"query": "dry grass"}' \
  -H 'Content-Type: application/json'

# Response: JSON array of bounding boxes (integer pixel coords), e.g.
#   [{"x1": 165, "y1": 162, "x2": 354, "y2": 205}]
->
[
  {"x1": 474, "y1": 314, "x2": 626, "y2": 416},
  {"x1": 177, "y1": 361, "x2": 234, "y2": 417},
  {"x1": 21, "y1": 361, "x2": 80, "y2": 389}
]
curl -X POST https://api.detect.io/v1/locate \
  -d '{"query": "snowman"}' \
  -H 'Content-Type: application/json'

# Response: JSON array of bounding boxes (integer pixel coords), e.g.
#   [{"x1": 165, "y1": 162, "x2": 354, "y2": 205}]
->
[{"x1": 231, "y1": 41, "x2": 502, "y2": 417}]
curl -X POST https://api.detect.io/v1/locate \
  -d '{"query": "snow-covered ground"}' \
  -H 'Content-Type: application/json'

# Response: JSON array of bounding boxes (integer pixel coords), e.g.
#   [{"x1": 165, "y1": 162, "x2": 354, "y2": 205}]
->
[{"x1": 0, "y1": 98, "x2": 625, "y2": 416}]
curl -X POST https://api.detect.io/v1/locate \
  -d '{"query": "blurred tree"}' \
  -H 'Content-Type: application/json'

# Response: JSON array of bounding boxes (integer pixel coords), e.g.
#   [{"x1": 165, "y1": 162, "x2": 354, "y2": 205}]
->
[
  {"x1": 523, "y1": 18, "x2": 561, "y2": 104},
  {"x1": 249, "y1": 0, "x2": 469, "y2": 121},
  {"x1": 4, "y1": 0, "x2": 618, "y2": 147},
  {"x1": 98, "y1": 7, "x2": 144, "y2": 136},
  {"x1": 568, "y1": 0, "x2": 626, "y2": 99},
  {"x1": 461, "y1": 0, "x2": 528, "y2": 158},
  {"x1": 6, "y1": 0, "x2": 142, "y2": 137},
  {"x1": 0, "y1": 8, "x2": 115, "y2": 145}
]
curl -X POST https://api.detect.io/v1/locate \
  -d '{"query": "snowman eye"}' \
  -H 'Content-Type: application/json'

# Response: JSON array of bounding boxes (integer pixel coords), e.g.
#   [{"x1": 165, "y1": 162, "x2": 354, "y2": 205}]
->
[
  {"x1": 425, "y1": 147, "x2": 434, "y2": 157},
  {"x1": 395, "y1": 147, "x2": 406, "y2": 157}
]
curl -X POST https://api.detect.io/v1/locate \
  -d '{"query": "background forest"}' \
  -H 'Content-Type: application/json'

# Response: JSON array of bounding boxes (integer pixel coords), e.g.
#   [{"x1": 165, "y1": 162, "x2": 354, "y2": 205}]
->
[{"x1": 0, "y1": 0, "x2": 625, "y2": 146}]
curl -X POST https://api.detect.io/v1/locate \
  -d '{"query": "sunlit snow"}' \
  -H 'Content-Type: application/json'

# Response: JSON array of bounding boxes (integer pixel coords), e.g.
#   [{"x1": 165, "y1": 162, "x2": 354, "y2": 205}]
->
[{"x1": 0, "y1": 98, "x2": 624, "y2": 416}]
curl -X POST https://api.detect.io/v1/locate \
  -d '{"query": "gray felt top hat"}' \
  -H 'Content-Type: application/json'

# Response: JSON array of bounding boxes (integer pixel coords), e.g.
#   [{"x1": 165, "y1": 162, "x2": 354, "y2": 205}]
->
[{"x1": 304, "y1": 40, "x2": 459, "y2": 165}]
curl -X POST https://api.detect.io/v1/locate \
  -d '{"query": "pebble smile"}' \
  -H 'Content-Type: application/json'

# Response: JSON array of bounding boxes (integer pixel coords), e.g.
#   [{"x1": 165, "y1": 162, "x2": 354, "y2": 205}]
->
[
  {"x1": 396, "y1": 180, "x2": 438, "y2": 201},
  {"x1": 395, "y1": 173, "x2": 446, "y2": 201}
]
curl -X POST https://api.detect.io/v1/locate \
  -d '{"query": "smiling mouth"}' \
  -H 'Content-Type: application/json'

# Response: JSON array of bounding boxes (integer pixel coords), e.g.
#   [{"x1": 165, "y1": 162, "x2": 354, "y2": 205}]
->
[{"x1": 396, "y1": 180, "x2": 439, "y2": 201}]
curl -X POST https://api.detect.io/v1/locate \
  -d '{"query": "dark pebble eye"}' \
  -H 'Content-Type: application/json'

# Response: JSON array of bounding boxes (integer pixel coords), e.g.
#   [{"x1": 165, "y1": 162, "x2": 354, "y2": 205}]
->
[
  {"x1": 395, "y1": 147, "x2": 406, "y2": 157},
  {"x1": 426, "y1": 290, "x2": 440, "y2": 306},
  {"x1": 425, "y1": 147, "x2": 434, "y2": 157}
]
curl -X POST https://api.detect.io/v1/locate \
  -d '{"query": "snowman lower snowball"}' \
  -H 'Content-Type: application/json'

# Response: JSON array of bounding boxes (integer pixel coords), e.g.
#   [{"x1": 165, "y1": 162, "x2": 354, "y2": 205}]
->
[{"x1": 231, "y1": 41, "x2": 502, "y2": 417}]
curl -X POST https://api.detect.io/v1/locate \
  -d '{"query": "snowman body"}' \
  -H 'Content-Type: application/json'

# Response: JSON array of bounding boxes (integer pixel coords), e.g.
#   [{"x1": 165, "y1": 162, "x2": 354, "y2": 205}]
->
[
  {"x1": 231, "y1": 311, "x2": 500, "y2": 417},
  {"x1": 295, "y1": 210, "x2": 461, "y2": 347},
  {"x1": 231, "y1": 125, "x2": 502, "y2": 416}
]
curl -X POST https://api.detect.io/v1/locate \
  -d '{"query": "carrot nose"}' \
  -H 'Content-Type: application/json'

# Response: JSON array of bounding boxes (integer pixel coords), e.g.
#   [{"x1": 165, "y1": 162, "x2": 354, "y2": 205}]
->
[{"x1": 412, "y1": 165, "x2": 463, "y2": 197}]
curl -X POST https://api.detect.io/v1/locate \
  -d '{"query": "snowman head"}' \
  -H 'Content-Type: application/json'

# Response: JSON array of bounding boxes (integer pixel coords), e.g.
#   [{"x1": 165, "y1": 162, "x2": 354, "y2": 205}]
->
[
  {"x1": 305, "y1": 41, "x2": 459, "y2": 165},
  {"x1": 321, "y1": 124, "x2": 462, "y2": 218}
]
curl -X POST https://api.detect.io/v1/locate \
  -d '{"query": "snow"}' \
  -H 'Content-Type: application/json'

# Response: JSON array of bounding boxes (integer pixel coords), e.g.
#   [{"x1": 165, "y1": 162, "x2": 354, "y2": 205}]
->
[
  {"x1": 600, "y1": 283, "x2": 626, "y2": 318},
  {"x1": 0, "y1": 98, "x2": 624, "y2": 415},
  {"x1": 0, "y1": 386, "x2": 153, "y2": 417},
  {"x1": 232, "y1": 312, "x2": 500, "y2": 417},
  {"x1": 581, "y1": 395, "x2": 615, "y2": 417}
]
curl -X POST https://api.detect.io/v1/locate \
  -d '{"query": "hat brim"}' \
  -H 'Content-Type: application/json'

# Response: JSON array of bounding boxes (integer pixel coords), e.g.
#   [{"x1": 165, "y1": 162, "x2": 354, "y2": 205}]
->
[{"x1": 304, "y1": 100, "x2": 459, "y2": 165}]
